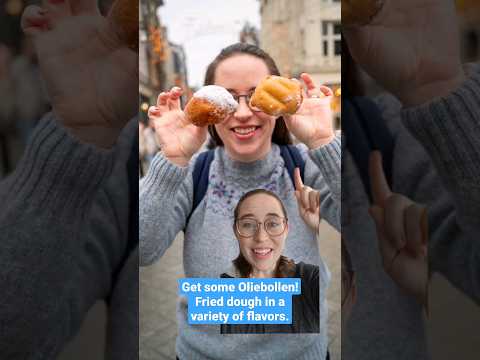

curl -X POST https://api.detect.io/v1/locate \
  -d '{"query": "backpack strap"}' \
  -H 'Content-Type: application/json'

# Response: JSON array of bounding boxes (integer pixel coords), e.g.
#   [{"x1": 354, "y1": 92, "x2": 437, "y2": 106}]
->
[
  {"x1": 186, "y1": 149, "x2": 215, "y2": 226},
  {"x1": 279, "y1": 144, "x2": 305, "y2": 185},
  {"x1": 344, "y1": 96, "x2": 395, "y2": 202}
]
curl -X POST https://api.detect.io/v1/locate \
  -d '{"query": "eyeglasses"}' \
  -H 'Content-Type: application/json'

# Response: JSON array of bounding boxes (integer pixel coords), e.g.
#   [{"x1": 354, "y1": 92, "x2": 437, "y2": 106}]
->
[
  {"x1": 235, "y1": 216, "x2": 287, "y2": 237},
  {"x1": 230, "y1": 92, "x2": 262, "y2": 112}
]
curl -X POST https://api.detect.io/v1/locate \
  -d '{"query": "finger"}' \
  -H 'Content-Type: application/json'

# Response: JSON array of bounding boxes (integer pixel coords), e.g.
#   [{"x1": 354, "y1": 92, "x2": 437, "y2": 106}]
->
[
  {"x1": 300, "y1": 73, "x2": 316, "y2": 91},
  {"x1": 108, "y1": 0, "x2": 139, "y2": 49},
  {"x1": 301, "y1": 186, "x2": 312, "y2": 211},
  {"x1": 405, "y1": 203, "x2": 426, "y2": 258},
  {"x1": 168, "y1": 87, "x2": 183, "y2": 111},
  {"x1": 148, "y1": 106, "x2": 161, "y2": 118},
  {"x1": 319, "y1": 85, "x2": 333, "y2": 98},
  {"x1": 157, "y1": 92, "x2": 169, "y2": 108},
  {"x1": 294, "y1": 167, "x2": 303, "y2": 191},
  {"x1": 70, "y1": 0, "x2": 99, "y2": 15},
  {"x1": 369, "y1": 151, "x2": 392, "y2": 207},
  {"x1": 309, "y1": 190, "x2": 319, "y2": 211},
  {"x1": 294, "y1": 190, "x2": 304, "y2": 214},
  {"x1": 384, "y1": 194, "x2": 409, "y2": 251},
  {"x1": 369, "y1": 205, "x2": 397, "y2": 269},
  {"x1": 21, "y1": 5, "x2": 49, "y2": 35},
  {"x1": 42, "y1": 0, "x2": 72, "y2": 27}
]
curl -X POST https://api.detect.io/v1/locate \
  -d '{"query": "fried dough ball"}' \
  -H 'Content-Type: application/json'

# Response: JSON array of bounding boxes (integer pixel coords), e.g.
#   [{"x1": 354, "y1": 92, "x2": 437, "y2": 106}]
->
[
  {"x1": 249, "y1": 75, "x2": 303, "y2": 116},
  {"x1": 184, "y1": 85, "x2": 239, "y2": 127}
]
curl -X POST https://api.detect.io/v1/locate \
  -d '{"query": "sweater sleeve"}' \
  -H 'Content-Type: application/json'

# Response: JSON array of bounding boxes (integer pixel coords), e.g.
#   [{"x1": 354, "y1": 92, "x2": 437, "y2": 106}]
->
[
  {"x1": 0, "y1": 113, "x2": 121, "y2": 359},
  {"x1": 298, "y1": 135, "x2": 341, "y2": 232},
  {"x1": 385, "y1": 98, "x2": 480, "y2": 304},
  {"x1": 139, "y1": 151, "x2": 194, "y2": 266},
  {"x1": 401, "y1": 65, "x2": 480, "y2": 225}
]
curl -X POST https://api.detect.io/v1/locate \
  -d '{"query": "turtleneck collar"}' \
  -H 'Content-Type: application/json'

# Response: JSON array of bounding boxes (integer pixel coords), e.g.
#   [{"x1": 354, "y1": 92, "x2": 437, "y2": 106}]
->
[{"x1": 216, "y1": 143, "x2": 282, "y2": 180}]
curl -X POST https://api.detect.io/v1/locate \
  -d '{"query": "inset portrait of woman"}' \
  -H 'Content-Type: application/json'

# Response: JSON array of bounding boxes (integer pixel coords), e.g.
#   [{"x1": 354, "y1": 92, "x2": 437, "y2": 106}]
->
[{"x1": 220, "y1": 182, "x2": 325, "y2": 335}]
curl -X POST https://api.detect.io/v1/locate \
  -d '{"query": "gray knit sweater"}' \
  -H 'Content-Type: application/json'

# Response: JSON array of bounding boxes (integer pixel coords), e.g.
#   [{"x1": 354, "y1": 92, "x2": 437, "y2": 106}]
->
[
  {"x1": 139, "y1": 138, "x2": 341, "y2": 360},
  {"x1": 343, "y1": 68, "x2": 480, "y2": 360},
  {"x1": 0, "y1": 114, "x2": 138, "y2": 360}
]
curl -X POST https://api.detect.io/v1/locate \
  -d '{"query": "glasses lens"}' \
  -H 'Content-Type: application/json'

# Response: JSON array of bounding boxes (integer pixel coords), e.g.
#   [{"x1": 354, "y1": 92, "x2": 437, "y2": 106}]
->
[
  {"x1": 230, "y1": 93, "x2": 262, "y2": 112},
  {"x1": 237, "y1": 219, "x2": 258, "y2": 237},
  {"x1": 265, "y1": 217, "x2": 285, "y2": 236}
]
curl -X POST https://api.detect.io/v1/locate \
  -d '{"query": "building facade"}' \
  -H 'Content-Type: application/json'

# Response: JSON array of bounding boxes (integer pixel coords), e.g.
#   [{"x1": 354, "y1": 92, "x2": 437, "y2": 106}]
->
[
  {"x1": 258, "y1": 0, "x2": 341, "y2": 123},
  {"x1": 139, "y1": 0, "x2": 189, "y2": 122}
]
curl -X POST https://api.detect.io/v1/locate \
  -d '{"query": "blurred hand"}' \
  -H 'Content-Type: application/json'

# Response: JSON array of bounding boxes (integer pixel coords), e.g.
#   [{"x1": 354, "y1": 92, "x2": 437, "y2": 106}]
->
[
  {"x1": 21, "y1": 0, "x2": 138, "y2": 147},
  {"x1": 285, "y1": 73, "x2": 335, "y2": 149},
  {"x1": 149, "y1": 87, "x2": 207, "y2": 167},
  {"x1": 344, "y1": 0, "x2": 465, "y2": 107},
  {"x1": 368, "y1": 151, "x2": 428, "y2": 306},
  {"x1": 294, "y1": 167, "x2": 320, "y2": 232}
]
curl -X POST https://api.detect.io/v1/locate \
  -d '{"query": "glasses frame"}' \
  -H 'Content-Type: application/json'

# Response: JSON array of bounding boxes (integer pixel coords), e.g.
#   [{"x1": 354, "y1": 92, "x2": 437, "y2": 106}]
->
[
  {"x1": 235, "y1": 216, "x2": 288, "y2": 238},
  {"x1": 230, "y1": 92, "x2": 263, "y2": 113}
]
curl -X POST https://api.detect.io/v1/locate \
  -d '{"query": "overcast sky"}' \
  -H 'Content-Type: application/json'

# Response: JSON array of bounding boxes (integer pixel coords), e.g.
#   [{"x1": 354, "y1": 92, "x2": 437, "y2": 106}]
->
[{"x1": 158, "y1": 0, "x2": 261, "y2": 89}]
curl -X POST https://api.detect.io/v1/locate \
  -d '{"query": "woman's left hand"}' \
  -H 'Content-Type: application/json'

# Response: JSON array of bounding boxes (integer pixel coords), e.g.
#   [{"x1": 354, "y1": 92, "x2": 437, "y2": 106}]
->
[
  {"x1": 294, "y1": 168, "x2": 320, "y2": 233},
  {"x1": 284, "y1": 73, "x2": 335, "y2": 150},
  {"x1": 368, "y1": 151, "x2": 429, "y2": 307}
]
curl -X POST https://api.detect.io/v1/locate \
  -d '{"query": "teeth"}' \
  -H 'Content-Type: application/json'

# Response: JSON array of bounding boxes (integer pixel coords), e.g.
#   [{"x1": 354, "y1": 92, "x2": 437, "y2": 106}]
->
[
  {"x1": 253, "y1": 249, "x2": 271, "y2": 255},
  {"x1": 234, "y1": 127, "x2": 256, "y2": 135}
]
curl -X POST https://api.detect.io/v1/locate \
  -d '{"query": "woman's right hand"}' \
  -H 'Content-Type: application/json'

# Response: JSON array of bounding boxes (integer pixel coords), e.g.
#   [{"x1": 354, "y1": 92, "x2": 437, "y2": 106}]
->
[
  {"x1": 149, "y1": 87, "x2": 207, "y2": 167},
  {"x1": 21, "y1": 0, "x2": 138, "y2": 148}
]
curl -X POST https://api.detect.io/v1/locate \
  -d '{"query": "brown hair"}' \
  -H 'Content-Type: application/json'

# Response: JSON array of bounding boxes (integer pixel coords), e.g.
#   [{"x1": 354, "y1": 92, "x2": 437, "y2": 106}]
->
[
  {"x1": 203, "y1": 43, "x2": 292, "y2": 149},
  {"x1": 232, "y1": 189, "x2": 295, "y2": 278}
]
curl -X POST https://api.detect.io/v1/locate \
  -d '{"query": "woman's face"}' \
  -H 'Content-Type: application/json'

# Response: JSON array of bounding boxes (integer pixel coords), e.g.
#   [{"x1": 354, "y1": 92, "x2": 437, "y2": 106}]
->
[
  {"x1": 214, "y1": 54, "x2": 278, "y2": 162},
  {"x1": 235, "y1": 193, "x2": 288, "y2": 277}
]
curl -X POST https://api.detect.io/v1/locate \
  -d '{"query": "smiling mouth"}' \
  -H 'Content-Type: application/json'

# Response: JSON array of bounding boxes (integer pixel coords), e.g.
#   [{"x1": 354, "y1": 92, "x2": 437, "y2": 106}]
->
[
  {"x1": 252, "y1": 248, "x2": 273, "y2": 259},
  {"x1": 231, "y1": 126, "x2": 260, "y2": 137}
]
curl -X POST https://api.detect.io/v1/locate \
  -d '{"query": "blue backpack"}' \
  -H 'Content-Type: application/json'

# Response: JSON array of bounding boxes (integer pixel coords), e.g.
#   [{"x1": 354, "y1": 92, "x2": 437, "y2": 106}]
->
[
  {"x1": 343, "y1": 96, "x2": 396, "y2": 202},
  {"x1": 187, "y1": 145, "x2": 305, "y2": 222}
]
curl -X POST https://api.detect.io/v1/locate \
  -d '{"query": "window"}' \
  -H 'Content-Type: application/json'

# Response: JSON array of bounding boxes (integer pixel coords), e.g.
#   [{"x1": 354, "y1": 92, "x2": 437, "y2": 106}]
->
[{"x1": 322, "y1": 21, "x2": 341, "y2": 58}]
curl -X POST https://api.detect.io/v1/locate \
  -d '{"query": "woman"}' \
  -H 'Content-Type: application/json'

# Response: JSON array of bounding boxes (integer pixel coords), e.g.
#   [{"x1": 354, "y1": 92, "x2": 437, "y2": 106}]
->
[
  {"x1": 140, "y1": 43, "x2": 341, "y2": 360},
  {"x1": 220, "y1": 186, "x2": 322, "y2": 335}
]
